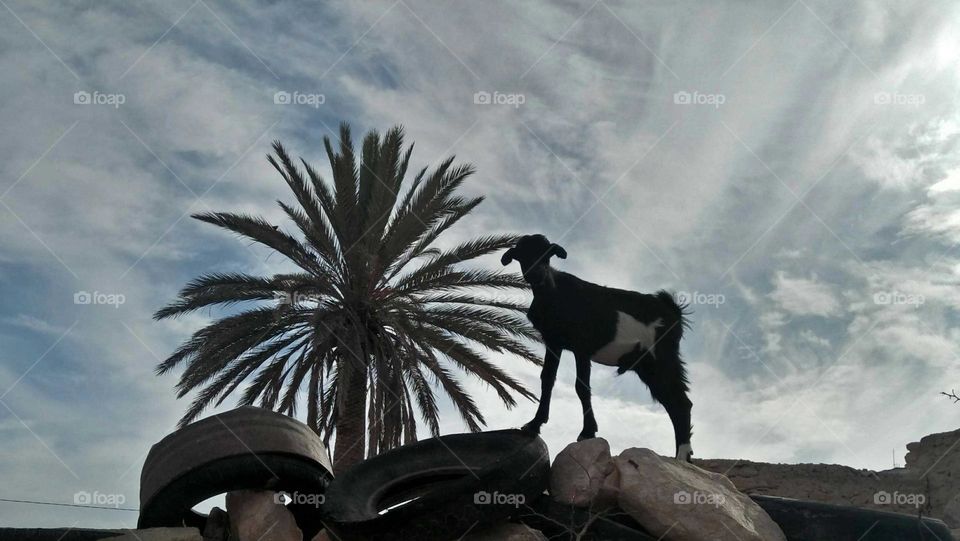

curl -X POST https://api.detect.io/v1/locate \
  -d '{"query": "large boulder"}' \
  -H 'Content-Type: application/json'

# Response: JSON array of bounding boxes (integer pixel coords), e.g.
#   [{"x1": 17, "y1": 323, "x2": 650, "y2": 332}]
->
[
  {"x1": 202, "y1": 507, "x2": 229, "y2": 541},
  {"x1": 226, "y1": 490, "x2": 302, "y2": 541},
  {"x1": 550, "y1": 438, "x2": 618, "y2": 508},
  {"x1": 616, "y1": 448, "x2": 786, "y2": 541}
]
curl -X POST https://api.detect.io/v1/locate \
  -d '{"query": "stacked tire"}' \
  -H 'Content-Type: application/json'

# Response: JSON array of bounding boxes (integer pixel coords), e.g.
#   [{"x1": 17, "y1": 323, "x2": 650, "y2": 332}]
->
[
  {"x1": 322, "y1": 429, "x2": 550, "y2": 540},
  {"x1": 752, "y1": 495, "x2": 954, "y2": 541},
  {"x1": 138, "y1": 406, "x2": 334, "y2": 535}
]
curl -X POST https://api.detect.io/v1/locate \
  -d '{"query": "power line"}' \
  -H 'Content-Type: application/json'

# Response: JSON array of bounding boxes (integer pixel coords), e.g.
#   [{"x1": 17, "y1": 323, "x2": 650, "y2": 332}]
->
[{"x1": 0, "y1": 497, "x2": 138, "y2": 512}]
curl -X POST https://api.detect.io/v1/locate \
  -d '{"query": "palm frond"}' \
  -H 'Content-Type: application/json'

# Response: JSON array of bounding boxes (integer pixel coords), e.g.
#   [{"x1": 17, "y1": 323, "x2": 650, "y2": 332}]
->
[
  {"x1": 153, "y1": 273, "x2": 283, "y2": 320},
  {"x1": 191, "y1": 212, "x2": 325, "y2": 276}
]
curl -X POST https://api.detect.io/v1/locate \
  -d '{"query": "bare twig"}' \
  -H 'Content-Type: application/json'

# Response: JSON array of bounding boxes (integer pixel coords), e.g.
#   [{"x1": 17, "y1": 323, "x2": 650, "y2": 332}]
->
[
  {"x1": 941, "y1": 389, "x2": 960, "y2": 403},
  {"x1": 520, "y1": 499, "x2": 634, "y2": 540}
]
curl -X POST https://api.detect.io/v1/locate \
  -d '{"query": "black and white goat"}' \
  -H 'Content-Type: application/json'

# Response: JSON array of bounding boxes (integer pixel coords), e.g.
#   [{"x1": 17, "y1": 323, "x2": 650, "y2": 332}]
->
[{"x1": 502, "y1": 234, "x2": 694, "y2": 461}]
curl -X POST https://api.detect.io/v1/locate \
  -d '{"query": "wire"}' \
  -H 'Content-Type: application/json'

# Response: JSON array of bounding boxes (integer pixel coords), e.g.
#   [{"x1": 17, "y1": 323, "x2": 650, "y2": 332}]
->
[{"x1": 0, "y1": 497, "x2": 138, "y2": 512}]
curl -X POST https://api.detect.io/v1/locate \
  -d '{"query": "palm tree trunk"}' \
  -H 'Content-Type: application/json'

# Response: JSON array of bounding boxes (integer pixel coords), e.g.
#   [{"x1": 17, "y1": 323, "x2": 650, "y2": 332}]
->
[
  {"x1": 333, "y1": 353, "x2": 368, "y2": 469},
  {"x1": 306, "y1": 363, "x2": 320, "y2": 433}
]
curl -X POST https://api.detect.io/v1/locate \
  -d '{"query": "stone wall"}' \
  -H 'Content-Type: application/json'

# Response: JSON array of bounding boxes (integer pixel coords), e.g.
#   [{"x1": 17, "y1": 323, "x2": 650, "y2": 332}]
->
[{"x1": 695, "y1": 428, "x2": 960, "y2": 530}]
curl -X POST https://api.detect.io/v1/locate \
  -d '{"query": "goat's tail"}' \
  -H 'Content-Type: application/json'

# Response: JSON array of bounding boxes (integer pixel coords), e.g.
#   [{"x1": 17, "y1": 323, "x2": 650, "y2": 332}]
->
[
  {"x1": 657, "y1": 290, "x2": 691, "y2": 331},
  {"x1": 655, "y1": 290, "x2": 691, "y2": 389}
]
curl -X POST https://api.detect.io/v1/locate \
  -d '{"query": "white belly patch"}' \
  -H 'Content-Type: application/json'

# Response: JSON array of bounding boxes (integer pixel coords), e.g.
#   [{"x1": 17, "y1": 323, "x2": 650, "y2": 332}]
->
[{"x1": 592, "y1": 312, "x2": 663, "y2": 366}]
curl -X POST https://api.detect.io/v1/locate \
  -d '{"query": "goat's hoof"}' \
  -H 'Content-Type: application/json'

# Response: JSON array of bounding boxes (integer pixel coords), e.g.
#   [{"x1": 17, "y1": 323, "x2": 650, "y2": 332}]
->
[
  {"x1": 520, "y1": 422, "x2": 542, "y2": 435},
  {"x1": 576, "y1": 432, "x2": 596, "y2": 441}
]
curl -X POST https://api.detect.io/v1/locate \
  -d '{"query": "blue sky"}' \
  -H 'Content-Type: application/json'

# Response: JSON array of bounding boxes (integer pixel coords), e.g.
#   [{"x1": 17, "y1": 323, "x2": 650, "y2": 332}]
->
[{"x1": 1, "y1": 0, "x2": 959, "y2": 528}]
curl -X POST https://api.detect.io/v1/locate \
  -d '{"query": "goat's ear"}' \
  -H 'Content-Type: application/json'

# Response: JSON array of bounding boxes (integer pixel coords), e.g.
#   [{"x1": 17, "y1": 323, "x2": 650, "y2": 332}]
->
[
  {"x1": 501, "y1": 248, "x2": 515, "y2": 266},
  {"x1": 550, "y1": 243, "x2": 567, "y2": 259}
]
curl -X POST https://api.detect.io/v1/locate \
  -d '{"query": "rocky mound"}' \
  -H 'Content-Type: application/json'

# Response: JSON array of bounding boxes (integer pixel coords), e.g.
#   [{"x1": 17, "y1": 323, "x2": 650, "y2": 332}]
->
[{"x1": 696, "y1": 427, "x2": 960, "y2": 533}]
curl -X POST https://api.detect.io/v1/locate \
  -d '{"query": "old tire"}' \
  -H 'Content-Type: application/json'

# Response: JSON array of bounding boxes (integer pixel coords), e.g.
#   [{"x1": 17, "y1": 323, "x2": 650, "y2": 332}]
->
[
  {"x1": 752, "y1": 495, "x2": 955, "y2": 541},
  {"x1": 322, "y1": 429, "x2": 550, "y2": 540},
  {"x1": 137, "y1": 406, "x2": 333, "y2": 535},
  {"x1": 0, "y1": 529, "x2": 129, "y2": 541}
]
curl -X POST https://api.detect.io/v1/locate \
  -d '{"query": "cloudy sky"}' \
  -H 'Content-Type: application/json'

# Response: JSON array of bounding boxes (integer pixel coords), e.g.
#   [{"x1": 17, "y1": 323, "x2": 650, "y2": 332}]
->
[{"x1": 2, "y1": 0, "x2": 960, "y2": 529}]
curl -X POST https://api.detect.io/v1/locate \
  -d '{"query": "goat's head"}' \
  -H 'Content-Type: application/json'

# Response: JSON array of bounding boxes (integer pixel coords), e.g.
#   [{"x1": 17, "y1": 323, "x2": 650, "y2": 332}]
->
[{"x1": 501, "y1": 234, "x2": 566, "y2": 284}]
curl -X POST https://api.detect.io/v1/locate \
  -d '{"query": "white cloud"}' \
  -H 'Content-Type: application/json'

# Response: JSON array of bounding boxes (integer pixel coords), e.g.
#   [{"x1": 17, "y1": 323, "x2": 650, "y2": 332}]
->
[
  {"x1": 3, "y1": 0, "x2": 960, "y2": 528},
  {"x1": 0, "y1": 314, "x2": 69, "y2": 336},
  {"x1": 928, "y1": 167, "x2": 960, "y2": 193},
  {"x1": 769, "y1": 272, "x2": 842, "y2": 317}
]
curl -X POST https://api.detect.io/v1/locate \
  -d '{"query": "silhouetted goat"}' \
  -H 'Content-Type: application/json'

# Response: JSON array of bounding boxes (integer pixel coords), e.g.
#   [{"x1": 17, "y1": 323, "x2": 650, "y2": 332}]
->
[{"x1": 502, "y1": 234, "x2": 693, "y2": 461}]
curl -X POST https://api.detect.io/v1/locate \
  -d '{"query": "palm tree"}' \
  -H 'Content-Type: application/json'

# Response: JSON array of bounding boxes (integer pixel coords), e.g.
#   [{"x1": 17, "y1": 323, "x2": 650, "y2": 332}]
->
[{"x1": 154, "y1": 123, "x2": 542, "y2": 468}]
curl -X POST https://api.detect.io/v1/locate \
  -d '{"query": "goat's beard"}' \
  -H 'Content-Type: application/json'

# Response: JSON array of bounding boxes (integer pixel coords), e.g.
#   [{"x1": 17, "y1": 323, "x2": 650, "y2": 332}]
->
[{"x1": 524, "y1": 265, "x2": 555, "y2": 288}]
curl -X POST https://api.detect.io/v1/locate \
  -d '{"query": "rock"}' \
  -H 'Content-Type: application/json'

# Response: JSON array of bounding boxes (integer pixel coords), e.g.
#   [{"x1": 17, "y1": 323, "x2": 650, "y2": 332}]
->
[
  {"x1": 946, "y1": 494, "x2": 960, "y2": 530},
  {"x1": 106, "y1": 528, "x2": 202, "y2": 541},
  {"x1": 597, "y1": 456, "x2": 621, "y2": 508},
  {"x1": 202, "y1": 507, "x2": 229, "y2": 541},
  {"x1": 550, "y1": 438, "x2": 617, "y2": 508},
  {"x1": 226, "y1": 490, "x2": 302, "y2": 541},
  {"x1": 461, "y1": 522, "x2": 548, "y2": 540},
  {"x1": 616, "y1": 448, "x2": 786, "y2": 541},
  {"x1": 696, "y1": 427, "x2": 960, "y2": 530}
]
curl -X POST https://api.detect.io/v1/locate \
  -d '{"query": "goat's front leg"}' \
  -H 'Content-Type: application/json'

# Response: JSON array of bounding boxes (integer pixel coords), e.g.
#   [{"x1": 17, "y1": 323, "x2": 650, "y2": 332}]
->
[
  {"x1": 521, "y1": 343, "x2": 561, "y2": 435},
  {"x1": 575, "y1": 353, "x2": 598, "y2": 440}
]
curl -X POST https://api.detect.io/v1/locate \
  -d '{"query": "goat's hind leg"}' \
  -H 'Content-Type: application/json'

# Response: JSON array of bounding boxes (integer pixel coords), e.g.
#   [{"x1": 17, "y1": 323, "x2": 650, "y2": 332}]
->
[
  {"x1": 625, "y1": 348, "x2": 693, "y2": 462},
  {"x1": 662, "y1": 387, "x2": 693, "y2": 462}
]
